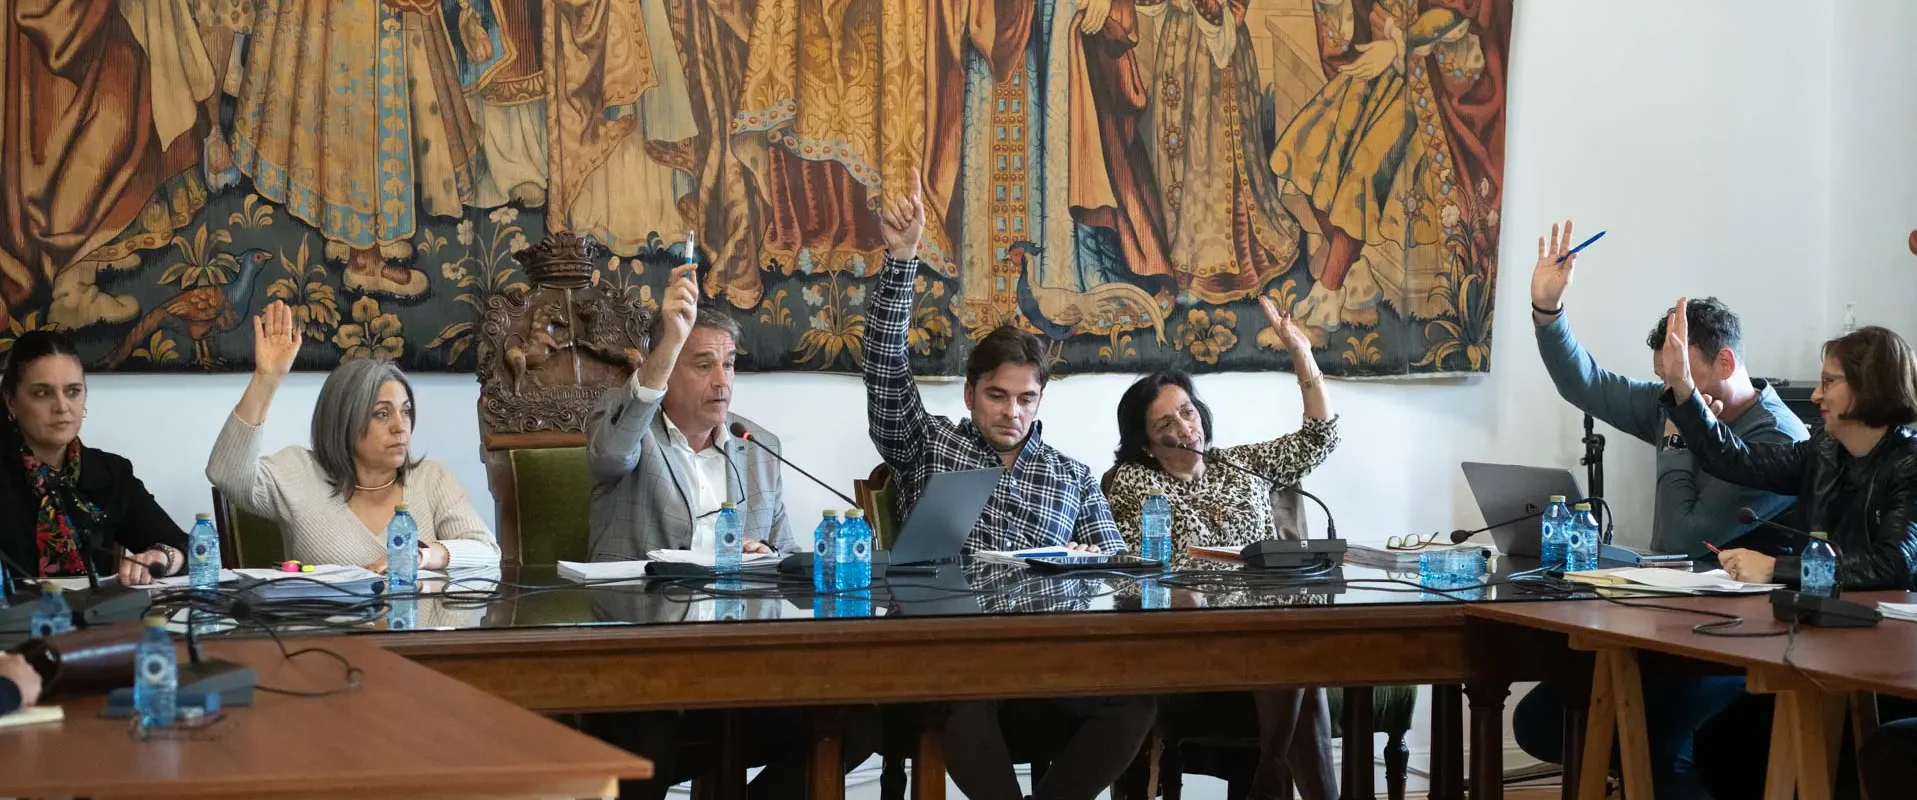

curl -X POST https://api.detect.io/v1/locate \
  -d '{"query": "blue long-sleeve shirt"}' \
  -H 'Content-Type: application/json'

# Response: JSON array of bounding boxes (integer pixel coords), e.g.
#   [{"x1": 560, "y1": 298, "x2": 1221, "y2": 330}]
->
[{"x1": 1534, "y1": 314, "x2": 1809, "y2": 557}]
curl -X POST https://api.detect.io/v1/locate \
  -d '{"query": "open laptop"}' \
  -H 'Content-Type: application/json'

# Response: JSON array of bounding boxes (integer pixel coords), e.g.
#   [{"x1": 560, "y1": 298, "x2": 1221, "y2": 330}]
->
[
  {"x1": 1460, "y1": 462, "x2": 1583, "y2": 558},
  {"x1": 888, "y1": 467, "x2": 1005, "y2": 566}
]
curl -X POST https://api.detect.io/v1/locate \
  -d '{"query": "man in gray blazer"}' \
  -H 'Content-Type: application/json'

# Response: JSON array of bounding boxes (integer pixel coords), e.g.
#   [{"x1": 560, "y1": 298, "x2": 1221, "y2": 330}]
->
[{"x1": 586, "y1": 261, "x2": 793, "y2": 562}]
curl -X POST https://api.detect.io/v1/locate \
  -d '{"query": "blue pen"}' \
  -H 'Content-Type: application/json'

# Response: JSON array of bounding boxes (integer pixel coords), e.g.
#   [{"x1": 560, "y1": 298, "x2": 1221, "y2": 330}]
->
[{"x1": 1556, "y1": 230, "x2": 1606, "y2": 263}]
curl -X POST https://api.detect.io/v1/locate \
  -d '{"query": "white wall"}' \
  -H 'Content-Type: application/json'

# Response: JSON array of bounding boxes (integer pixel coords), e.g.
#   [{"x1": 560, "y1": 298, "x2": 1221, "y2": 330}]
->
[{"x1": 1829, "y1": 0, "x2": 1917, "y2": 336}]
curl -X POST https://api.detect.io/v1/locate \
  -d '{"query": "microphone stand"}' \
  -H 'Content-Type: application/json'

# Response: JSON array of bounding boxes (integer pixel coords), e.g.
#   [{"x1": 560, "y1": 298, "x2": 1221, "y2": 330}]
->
[
  {"x1": 1581, "y1": 413, "x2": 1607, "y2": 539},
  {"x1": 1171, "y1": 443, "x2": 1339, "y2": 540}
]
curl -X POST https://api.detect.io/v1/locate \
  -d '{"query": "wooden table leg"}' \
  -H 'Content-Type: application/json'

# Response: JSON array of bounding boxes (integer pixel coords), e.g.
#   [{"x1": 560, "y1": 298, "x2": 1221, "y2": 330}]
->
[
  {"x1": 1762, "y1": 696, "x2": 1798, "y2": 800},
  {"x1": 716, "y1": 710, "x2": 747, "y2": 800},
  {"x1": 1428, "y1": 684, "x2": 1464, "y2": 800},
  {"x1": 913, "y1": 707, "x2": 946, "y2": 800},
  {"x1": 1464, "y1": 681, "x2": 1509, "y2": 800},
  {"x1": 1573, "y1": 652, "x2": 1616, "y2": 800},
  {"x1": 1603, "y1": 650, "x2": 1654, "y2": 800},
  {"x1": 809, "y1": 708, "x2": 847, "y2": 800},
  {"x1": 1344, "y1": 686, "x2": 1376, "y2": 800}
]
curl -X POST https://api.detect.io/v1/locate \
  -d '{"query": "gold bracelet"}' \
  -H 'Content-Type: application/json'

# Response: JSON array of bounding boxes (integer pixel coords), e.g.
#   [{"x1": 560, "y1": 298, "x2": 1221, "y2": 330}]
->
[{"x1": 1298, "y1": 373, "x2": 1324, "y2": 388}]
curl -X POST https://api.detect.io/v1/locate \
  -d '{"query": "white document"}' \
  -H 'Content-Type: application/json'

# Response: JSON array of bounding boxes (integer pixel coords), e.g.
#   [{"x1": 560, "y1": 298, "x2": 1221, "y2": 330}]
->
[
  {"x1": 149, "y1": 569, "x2": 242, "y2": 589},
  {"x1": 645, "y1": 549, "x2": 780, "y2": 567},
  {"x1": 1607, "y1": 567, "x2": 1780, "y2": 594},
  {"x1": 974, "y1": 546, "x2": 1078, "y2": 565},
  {"x1": 558, "y1": 560, "x2": 651, "y2": 583},
  {"x1": 1878, "y1": 602, "x2": 1917, "y2": 623}
]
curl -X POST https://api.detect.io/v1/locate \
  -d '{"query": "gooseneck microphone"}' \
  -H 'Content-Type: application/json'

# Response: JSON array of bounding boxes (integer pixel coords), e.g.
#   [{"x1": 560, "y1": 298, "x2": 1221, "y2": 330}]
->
[
  {"x1": 1735, "y1": 507, "x2": 1844, "y2": 559},
  {"x1": 1447, "y1": 496, "x2": 1616, "y2": 545},
  {"x1": 729, "y1": 422, "x2": 859, "y2": 508},
  {"x1": 1162, "y1": 438, "x2": 1339, "y2": 540}
]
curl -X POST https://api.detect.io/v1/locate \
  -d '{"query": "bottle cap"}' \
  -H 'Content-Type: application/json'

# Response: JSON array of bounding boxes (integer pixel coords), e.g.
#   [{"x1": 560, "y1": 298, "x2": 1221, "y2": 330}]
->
[
  {"x1": 42, "y1": 584, "x2": 62, "y2": 595},
  {"x1": 720, "y1": 501, "x2": 737, "y2": 510},
  {"x1": 194, "y1": 512, "x2": 212, "y2": 520},
  {"x1": 1549, "y1": 495, "x2": 1567, "y2": 503},
  {"x1": 1810, "y1": 530, "x2": 1830, "y2": 540},
  {"x1": 1573, "y1": 502, "x2": 1592, "y2": 511},
  {"x1": 821, "y1": 509, "x2": 837, "y2": 518},
  {"x1": 143, "y1": 615, "x2": 167, "y2": 628},
  {"x1": 394, "y1": 504, "x2": 410, "y2": 512},
  {"x1": 845, "y1": 508, "x2": 865, "y2": 518}
]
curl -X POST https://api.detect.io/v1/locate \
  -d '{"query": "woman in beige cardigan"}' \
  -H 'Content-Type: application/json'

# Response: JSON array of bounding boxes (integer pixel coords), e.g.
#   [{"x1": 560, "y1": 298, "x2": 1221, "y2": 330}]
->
[{"x1": 206, "y1": 301, "x2": 498, "y2": 570}]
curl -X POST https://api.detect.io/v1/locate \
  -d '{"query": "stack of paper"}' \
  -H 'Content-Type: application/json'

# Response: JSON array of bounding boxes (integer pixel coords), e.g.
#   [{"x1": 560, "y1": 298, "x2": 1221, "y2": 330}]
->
[
  {"x1": 234, "y1": 565, "x2": 385, "y2": 600},
  {"x1": 973, "y1": 546, "x2": 1078, "y2": 566},
  {"x1": 1566, "y1": 567, "x2": 1779, "y2": 595},
  {"x1": 1345, "y1": 543, "x2": 1478, "y2": 570},
  {"x1": 1879, "y1": 602, "x2": 1917, "y2": 623},
  {"x1": 645, "y1": 550, "x2": 780, "y2": 567},
  {"x1": 0, "y1": 705, "x2": 62, "y2": 730},
  {"x1": 557, "y1": 560, "x2": 650, "y2": 583}
]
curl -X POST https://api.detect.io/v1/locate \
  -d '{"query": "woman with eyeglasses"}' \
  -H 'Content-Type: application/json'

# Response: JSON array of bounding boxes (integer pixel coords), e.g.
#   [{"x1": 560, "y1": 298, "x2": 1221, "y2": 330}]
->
[
  {"x1": 1104, "y1": 297, "x2": 1340, "y2": 800},
  {"x1": 1656, "y1": 304, "x2": 1917, "y2": 800},
  {"x1": 206, "y1": 301, "x2": 499, "y2": 571}
]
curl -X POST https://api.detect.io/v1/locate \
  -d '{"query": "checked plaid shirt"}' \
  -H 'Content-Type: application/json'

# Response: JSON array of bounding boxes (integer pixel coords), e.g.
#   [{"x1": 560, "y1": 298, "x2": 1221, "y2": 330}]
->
[{"x1": 862, "y1": 255, "x2": 1123, "y2": 555}]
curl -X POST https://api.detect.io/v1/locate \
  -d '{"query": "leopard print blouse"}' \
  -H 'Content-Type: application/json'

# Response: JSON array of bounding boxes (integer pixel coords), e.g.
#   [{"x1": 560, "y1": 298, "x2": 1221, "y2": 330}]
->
[{"x1": 1107, "y1": 416, "x2": 1340, "y2": 571}]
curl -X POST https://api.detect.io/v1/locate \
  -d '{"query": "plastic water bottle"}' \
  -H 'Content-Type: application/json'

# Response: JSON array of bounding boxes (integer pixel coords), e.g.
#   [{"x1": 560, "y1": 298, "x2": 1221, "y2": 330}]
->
[
  {"x1": 1141, "y1": 577, "x2": 1171, "y2": 610},
  {"x1": 812, "y1": 510, "x2": 839, "y2": 592},
  {"x1": 386, "y1": 505, "x2": 419, "y2": 590},
  {"x1": 29, "y1": 584, "x2": 75, "y2": 639},
  {"x1": 836, "y1": 508, "x2": 873, "y2": 590},
  {"x1": 1567, "y1": 503, "x2": 1600, "y2": 572},
  {"x1": 1800, "y1": 531, "x2": 1837, "y2": 598},
  {"x1": 1141, "y1": 494, "x2": 1173, "y2": 568},
  {"x1": 188, "y1": 512, "x2": 221, "y2": 592},
  {"x1": 1539, "y1": 495, "x2": 1572, "y2": 571},
  {"x1": 133, "y1": 615, "x2": 177, "y2": 729},
  {"x1": 715, "y1": 502, "x2": 744, "y2": 574}
]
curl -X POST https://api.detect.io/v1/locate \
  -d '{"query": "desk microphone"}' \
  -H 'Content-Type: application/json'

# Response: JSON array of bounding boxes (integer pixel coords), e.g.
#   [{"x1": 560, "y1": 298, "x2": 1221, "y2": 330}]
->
[
  {"x1": 1161, "y1": 438, "x2": 1339, "y2": 540},
  {"x1": 1447, "y1": 496, "x2": 1615, "y2": 545},
  {"x1": 1732, "y1": 507, "x2": 1840, "y2": 554},
  {"x1": 730, "y1": 422, "x2": 859, "y2": 509}
]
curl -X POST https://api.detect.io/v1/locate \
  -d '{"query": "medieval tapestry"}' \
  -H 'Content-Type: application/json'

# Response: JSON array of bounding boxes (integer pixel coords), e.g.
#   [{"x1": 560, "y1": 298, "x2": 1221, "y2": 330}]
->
[{"x1": 1, "y1": 0, "x2": 1509, "y2": 377}]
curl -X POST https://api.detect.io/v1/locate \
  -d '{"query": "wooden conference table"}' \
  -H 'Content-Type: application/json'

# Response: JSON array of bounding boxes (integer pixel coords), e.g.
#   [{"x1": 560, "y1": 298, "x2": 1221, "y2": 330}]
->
[
  {"x1": 1469, "y1": 590, "x2": 1917, "y2": 800},
  {"x1": 0, "y1": 636, "x2": 653, "y2": 799},
  {"x1": 158, "y1": 559, "x2": 1590, "y2": 800}
]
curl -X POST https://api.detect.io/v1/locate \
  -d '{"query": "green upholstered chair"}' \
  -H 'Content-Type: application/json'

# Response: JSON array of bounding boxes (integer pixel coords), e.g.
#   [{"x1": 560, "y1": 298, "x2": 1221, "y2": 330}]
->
[
  {"x1": 853, "y1": 464, "x2": 901, "y2": 549},
  {"x1": 496, "y1": 445, "x2": 594, "y2": 565},
  {"x1": 211, "y1": 488, "x2": 285, "y2": 568}
]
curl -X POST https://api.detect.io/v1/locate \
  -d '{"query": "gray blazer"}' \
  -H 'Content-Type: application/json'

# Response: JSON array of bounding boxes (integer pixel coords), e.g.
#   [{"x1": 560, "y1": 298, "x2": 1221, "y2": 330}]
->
[{"x1": 585, "y1": 382, "x2": 794, "y2": 561}]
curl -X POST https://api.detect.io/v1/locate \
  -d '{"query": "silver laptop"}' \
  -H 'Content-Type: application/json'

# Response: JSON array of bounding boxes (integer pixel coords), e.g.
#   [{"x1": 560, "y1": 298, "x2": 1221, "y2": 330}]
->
[
  {"x1": 1460, "y1": 462, "x2": 1582, "y2": 558},
  {"x1": 888, "y1": 467, "x2": 1004, "y2": 566}
]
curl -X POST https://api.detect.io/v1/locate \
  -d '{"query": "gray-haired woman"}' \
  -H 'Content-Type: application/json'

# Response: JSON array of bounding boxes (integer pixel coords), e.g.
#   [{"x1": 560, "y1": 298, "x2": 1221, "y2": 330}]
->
[{"x1": 206, "y1": 301, "x2": 498, "y2": 571}]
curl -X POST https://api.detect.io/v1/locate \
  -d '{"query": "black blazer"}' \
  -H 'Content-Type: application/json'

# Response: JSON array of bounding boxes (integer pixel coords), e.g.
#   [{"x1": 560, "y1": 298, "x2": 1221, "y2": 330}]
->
[
  {"x1": 0, "y1": 440, "x2": 189, "y2": 580},
  {"x1": 1666, "y1": 389, "x2": 1917, "y2": 591}
]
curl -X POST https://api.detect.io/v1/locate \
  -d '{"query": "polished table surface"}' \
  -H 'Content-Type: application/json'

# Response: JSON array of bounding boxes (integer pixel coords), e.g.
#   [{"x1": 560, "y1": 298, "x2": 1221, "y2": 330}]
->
[
  {"x1": 0, "y1": 637, "x2": 653, "y2": 799},
  {"x1": 1466, "y1": 590, "x2": 1917, "y2": 699},
  {"x1": 162, "y1": 555, "x2": 1592, "y2": 800}
]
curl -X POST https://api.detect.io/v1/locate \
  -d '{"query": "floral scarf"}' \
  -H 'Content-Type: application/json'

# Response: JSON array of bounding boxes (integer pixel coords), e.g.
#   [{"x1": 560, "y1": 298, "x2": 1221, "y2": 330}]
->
[{"x1": 26, "y1": 440, "x2": 98, "y2": 577}]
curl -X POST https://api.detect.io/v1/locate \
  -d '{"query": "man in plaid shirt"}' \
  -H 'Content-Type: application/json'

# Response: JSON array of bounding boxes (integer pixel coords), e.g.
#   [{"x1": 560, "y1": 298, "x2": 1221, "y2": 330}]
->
[
  {"x1": 864, "y1": 172, "x2": 1151, "y2": 800},
  {"x1": 862, "y1": 182, "x2": 1125, "y2": 557}
]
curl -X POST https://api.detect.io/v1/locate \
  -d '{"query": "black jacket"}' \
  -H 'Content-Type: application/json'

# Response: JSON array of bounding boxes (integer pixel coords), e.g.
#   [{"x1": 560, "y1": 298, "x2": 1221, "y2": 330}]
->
[
  {"x1": 0, "y1": 440, "x2": 188, "y2": 581},
  {"x1": 1665, "y1": 389, "x2": 1917, "y2": 590}
]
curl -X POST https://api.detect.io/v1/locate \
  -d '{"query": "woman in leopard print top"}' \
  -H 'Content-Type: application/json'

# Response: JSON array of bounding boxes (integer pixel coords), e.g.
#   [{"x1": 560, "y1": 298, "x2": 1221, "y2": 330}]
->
[{"x1": 1105, "y1": 298, "x2": 1339, "y2": 800}]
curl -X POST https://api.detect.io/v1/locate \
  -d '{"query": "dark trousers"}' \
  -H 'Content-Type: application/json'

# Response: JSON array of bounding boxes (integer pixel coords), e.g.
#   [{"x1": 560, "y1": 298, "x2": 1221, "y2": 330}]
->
[
  {"x1": 1693, "y1": 693, "x2": 1917, "y2": 799},
  {"x1": 1860, "y1": 718, "x2": 1917, "y2": 800},
  {"x1": 589, "y1": 707, "x2": 881, "y2": 800},
  {"x1": 1156, "y1": 689, "x2": 1338, "y2": 800},
  {"x1": 945, "y1": 696, "x2": 1156, "y2": 800},
  {"x1": 1512, "y1": 676, "x2": 1745, "y2": 800}
]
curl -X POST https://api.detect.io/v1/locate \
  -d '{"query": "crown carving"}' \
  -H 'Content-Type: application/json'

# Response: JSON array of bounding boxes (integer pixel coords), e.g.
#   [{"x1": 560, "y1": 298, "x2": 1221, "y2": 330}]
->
[{"x1": 514, "y1": 231, "x2": 600, "y2": 288}]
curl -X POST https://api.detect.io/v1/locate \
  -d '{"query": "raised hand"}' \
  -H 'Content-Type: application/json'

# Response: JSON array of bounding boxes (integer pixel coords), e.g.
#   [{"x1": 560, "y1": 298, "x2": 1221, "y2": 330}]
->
[
  {"x1": 878, "y1": 169, "x2": 926, "y2": 262},
  {"x1": 253, "y1": 300, "x2": 303, "y2": 377},
  {"x1": 1654, "y1": 298, "x2": 1696, "y2": 399},
  {"x1": 1532, "y1": 219, "x2": 1578, "y2": 316},
  {"x1": 1259, "y1": 296, "x2": 1312, "y2": 352}
]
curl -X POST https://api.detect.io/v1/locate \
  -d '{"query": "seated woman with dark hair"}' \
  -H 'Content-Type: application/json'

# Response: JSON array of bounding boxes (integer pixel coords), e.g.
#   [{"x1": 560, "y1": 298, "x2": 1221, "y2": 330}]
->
[
  {"x1": 1105, "y1": 297, "x2": 1340, "y2": 800},
  {"x1": 0, "y1": 330, "x2": 186, "y2": 585},
  {"x1": 1657, "y1": 305, "x2": 1917, "y2": 799},
  {"x1": 206, "y1": 301, "x2": 498, "y2": 570}
]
